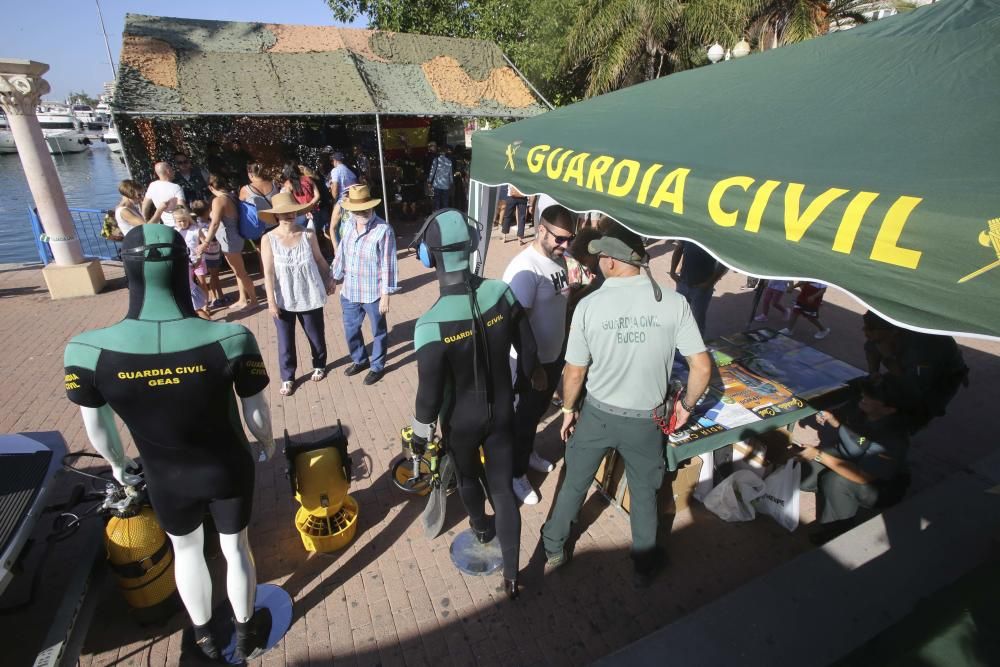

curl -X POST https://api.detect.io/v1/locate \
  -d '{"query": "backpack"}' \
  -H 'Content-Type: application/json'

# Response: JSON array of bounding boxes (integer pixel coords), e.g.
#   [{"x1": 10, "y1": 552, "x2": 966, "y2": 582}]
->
[{"x1": 237, "y1": 199, "x2": 267, "y2": 240}]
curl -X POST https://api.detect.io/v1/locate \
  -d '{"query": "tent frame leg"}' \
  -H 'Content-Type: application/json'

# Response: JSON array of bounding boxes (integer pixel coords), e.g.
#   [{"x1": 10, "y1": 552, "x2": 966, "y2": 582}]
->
[{"x1": 375, "y1": 113, "x2": 389, "y2": 227}]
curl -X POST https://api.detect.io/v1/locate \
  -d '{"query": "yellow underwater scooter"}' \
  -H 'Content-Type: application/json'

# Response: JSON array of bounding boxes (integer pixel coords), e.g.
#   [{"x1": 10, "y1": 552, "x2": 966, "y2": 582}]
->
[{"x1": 283, "y1": 422, "x2": 359, "y2": 553}]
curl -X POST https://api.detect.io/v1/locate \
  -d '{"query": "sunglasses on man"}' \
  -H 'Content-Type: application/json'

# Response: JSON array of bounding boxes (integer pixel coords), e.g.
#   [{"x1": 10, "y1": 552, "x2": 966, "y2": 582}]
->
[{"x1": 543, "y1": 225, "x2": 575, "y2": 245}]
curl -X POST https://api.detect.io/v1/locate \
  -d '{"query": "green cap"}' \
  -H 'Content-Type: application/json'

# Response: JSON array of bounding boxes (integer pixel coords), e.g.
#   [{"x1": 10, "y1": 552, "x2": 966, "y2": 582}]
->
[
  {"x1": 588, "y1": 233, "x2": 647, "y2": 265},
  {"x1": 588, "y1": 231, "x2": 662, "y2": 302}
]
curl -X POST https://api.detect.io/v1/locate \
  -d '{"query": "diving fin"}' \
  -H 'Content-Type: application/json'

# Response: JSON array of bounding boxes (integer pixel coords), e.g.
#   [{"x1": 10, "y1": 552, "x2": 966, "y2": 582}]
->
[{"x1": 421, "y1": 452, "x2": 455, "y2": 539}]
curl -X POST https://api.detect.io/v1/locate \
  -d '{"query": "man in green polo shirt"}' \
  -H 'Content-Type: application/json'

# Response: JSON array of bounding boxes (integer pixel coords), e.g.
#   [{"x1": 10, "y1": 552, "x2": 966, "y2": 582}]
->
[{"x1": 542, "y1": 231, "x2": 712, "y2": 587}]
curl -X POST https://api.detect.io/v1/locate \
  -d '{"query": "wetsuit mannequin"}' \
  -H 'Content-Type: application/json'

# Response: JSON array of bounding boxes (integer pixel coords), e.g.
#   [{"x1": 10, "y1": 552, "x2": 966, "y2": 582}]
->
[
  {"x1": 64, "y1": 224, "x2": 274, "y2": 661},
  {"x1": 410, "y1": 210, "x2": 542, "y2": 599}
]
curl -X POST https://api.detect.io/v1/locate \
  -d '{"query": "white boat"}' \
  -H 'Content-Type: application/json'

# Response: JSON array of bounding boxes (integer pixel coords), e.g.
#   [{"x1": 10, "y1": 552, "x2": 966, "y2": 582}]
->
[
  {"x1": 0, "y1": 131, "x2": 15, "y2": 154},
  {"x1": 70, "y1": 103, "x2": 108, "y2": 130},
  {"x1": 0, "y1": 115, "x2": 14, "y2": 154},
  {"x1": 103, "y1": 125, "x2": 122, "y2": 153},
  {"x1": 38, "y1": 112, "x2": 91, "y2": 154},
  {"x1": 95, "y1": 101, "x2": 112, "y2": 125}
]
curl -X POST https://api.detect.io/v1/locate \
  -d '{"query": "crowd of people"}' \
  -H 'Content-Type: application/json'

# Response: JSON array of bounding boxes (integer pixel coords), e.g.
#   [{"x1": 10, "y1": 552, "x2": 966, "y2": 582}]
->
[
  {"x1": 111, "y1": 152, "x2": 968, "y2": 593},
  {"x1": 112, "y1": 147, "x2": 399, "y2": 390}
]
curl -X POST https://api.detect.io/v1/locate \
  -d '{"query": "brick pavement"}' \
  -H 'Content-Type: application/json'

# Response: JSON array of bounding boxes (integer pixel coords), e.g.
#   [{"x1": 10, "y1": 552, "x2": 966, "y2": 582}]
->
[{"x1": 1, "y1": 221, "x2": 998, "y2": 666}]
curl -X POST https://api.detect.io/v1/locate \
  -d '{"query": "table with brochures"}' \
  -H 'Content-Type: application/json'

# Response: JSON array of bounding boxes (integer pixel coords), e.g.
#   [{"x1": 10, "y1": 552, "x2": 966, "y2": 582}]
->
[{"x1": 664, "y1": 328, "x2": 864, "y2": 471}]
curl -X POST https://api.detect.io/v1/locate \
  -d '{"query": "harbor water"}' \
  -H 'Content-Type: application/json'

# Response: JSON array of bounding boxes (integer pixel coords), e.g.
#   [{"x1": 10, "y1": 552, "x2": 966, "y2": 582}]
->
[{"x1": 0, "y1": 143, "x2": 129, "y2": 265}]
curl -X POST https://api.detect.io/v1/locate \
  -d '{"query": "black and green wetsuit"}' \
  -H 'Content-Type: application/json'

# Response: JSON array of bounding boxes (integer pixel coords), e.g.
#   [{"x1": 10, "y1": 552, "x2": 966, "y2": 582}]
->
[
  {"x1": 64, "y1": 225, "x2": 269, "y2": 536},
  {"x1": 414, "y1": 277, "x2": 539, "y2": 579}
]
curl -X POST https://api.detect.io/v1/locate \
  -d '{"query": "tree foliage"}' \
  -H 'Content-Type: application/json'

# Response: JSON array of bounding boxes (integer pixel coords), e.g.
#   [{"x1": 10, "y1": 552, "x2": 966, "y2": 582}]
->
[
  {"x1": 325, "y1": 0, "x2": 589, "y2": 104},
  {"x1": 324, "y1": 0, "x2": 872, "y2": 102},
  {"x1": 745, "y1": 0, "x2": 871, "y2": 49},
  {"x1": 67, "y1": 90, "x2": 98, "y2": 107}
]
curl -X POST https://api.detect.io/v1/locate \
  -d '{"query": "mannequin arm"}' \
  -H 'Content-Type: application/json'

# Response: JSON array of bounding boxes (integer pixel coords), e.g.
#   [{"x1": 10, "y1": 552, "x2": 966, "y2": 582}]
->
[
  {"x1": 79, "y1": 405, "x2": 142, "y2": 486},
  {"x1": 241, "y1": 390, "x2": 275, "y2": 462}
]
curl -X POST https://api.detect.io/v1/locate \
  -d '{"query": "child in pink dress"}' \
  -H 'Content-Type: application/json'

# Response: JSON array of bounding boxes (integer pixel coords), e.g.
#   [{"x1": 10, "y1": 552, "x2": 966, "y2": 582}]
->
[
  {"x1": 190, "y1": 200, "x2": 224, "y2": 308},
  {"x1": 754, "y1": 279, "x2": 790, "y2": 322}
]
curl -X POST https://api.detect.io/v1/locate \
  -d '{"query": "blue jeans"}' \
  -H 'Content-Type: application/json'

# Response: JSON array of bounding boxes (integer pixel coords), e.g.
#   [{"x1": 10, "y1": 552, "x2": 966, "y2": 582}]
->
[
  {"x1": 340, "y1": 296, "x2": 388, "y2": 372},
  {"x1": 502, "y1": 196, "x2": 528, "y2": 238},
  {"x1": 433, "y1": 188, "x2": 450, "y2": 211},
  {"x1": 676, "y1": 281, "x2": 714, "y2": 335}
]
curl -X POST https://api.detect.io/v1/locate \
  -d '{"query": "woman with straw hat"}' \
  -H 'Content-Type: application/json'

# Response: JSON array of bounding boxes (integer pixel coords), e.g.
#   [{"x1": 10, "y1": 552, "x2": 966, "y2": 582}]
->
[{"x1": 260, "y1": 192, "x2": 335, "y2": 396}]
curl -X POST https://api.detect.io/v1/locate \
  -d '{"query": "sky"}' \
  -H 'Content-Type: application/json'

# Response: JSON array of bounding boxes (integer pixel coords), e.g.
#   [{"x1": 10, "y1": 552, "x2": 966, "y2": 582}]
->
[{"x1": 4, "y1": 0, "x2": 366, "y2": 102}]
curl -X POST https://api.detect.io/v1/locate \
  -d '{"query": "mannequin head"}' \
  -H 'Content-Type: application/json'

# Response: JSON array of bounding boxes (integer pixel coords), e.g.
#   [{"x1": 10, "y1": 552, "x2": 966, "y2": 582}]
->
[
  {"x1": 121, "y1": 224, "x2": 196, "y2": 320},
  {"x1": 414, "y1": 209, "x2": 479, "y2": 288}
]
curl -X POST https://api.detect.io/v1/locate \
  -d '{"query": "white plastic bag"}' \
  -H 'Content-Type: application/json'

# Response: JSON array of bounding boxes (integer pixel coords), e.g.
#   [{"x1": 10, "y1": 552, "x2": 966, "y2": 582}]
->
[
  {"x1": 753, "y1": 460, "x2": 801, "y2": 532},
  {"x1": 692, "y1": 451, "x2": 715, "y2": 502},
  {"x1": 703, "y1": 470, "x2": 765, "y2": 522}
]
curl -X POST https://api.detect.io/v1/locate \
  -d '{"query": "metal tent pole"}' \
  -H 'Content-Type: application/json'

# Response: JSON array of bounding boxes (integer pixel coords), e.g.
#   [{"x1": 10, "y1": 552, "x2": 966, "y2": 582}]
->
[
  {"x1": 375, "y1": 113, "x2": 389, "y2": 226},
  {"x1": 95, "y1": 0, "x2": 118, "y2": 83}
]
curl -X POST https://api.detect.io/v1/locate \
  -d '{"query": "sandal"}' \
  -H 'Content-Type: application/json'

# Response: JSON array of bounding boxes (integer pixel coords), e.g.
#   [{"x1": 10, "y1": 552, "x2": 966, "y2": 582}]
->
[
  {"x1": 279, "y1": 381, "x2": 294, "y2": 396},
  {"x1": 311, "y1": 368, "x2": 326, "y2": 382}
]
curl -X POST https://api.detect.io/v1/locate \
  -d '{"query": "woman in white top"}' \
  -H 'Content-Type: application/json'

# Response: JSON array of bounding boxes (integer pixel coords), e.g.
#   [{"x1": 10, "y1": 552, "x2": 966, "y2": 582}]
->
[
  {"x1": 260, "y1": 192, "x2": 335, "y2": 396},
  {"x1": 114, "y1": 180, "x2": 147, "y2": 237}
]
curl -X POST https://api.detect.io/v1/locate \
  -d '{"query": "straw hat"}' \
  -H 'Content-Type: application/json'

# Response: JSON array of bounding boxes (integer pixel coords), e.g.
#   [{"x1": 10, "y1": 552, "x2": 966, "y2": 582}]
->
[
  {"x1": 260, "y1": 191, "x2": 314, "y2": 218},
  {"x1": 341, "y1": 184, "x2": 381, "y2": 211}
]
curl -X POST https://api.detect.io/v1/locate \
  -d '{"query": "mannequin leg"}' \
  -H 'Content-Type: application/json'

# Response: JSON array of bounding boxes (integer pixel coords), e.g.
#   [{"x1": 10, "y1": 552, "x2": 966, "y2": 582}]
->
[
  {"x1": 166, "y1": 525, "x2": 212, "y2": 626},
  {"x1": 218, "y1": 529, "x2": 257, "y2": 622}
]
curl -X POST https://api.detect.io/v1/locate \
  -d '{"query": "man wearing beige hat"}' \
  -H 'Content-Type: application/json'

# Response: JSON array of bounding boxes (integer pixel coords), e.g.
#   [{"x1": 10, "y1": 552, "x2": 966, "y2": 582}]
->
[
  {"x1": 542, "y1": 229, "x2": 712, "y2": 587},
  {"x1": 331, "y1": 184, "x2": 398, "y2": 385}
]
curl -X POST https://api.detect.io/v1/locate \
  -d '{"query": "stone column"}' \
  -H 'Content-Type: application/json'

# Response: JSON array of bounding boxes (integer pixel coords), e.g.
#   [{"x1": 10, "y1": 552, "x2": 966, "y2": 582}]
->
[{"x1": 0, "y1": 59, "x2": 104, "y2": 297}]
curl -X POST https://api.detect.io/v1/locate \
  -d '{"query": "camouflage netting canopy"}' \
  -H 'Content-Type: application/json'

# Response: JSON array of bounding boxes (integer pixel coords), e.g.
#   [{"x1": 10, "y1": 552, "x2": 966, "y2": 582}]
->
[{"x1": 115, "y1": 14, "x2": 548, "y2": 118}]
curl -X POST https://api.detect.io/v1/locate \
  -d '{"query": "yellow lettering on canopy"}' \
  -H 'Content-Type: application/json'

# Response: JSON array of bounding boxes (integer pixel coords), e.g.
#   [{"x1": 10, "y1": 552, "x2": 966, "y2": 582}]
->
[
  {"x1": 562, "y1": 152, "x2": 591, "y2": 187},
  {"x1": 708, "y1": 176, "x2": 754, "y2": 228},
  {"x1": 833, "y1": 191, "x2": 879, "y2": 254},
  {"x1": 870, "y1": 196, "x2": 923, "y2": 269},
  {"x1": 608, "y1": 160, "x2": 641, "y2": 198},
  {"x1": 649, "y1": 168, "x2": 691, "y2": 214},
  {"x1": 745, "y1": 180, "x2": 781, "y2": 233},
  {"x1": 585, "y1": 156, "x2": 616, "y2": 193},
  {"x1": 526, "y1": 145, "x2": 550, "y2": 173},
  {"x1": 546, "y1": 148, "x2": 572, "y2": 180},
  {"x1": 636, "y1": 164, "x2": 663, "y2": 205},
  {"x1": 784, "y1": 183, "x2": 849, "y2": 242}
]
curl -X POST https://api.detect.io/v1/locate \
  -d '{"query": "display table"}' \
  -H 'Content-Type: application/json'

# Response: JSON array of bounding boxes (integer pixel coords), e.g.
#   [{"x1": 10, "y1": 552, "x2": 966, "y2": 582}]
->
[
  {"x1": 665, "y1": 328, "x2": 864, "y2": 471},
  {"x1": 590, "y1": 329, "x2": 864, "y2": 515}
]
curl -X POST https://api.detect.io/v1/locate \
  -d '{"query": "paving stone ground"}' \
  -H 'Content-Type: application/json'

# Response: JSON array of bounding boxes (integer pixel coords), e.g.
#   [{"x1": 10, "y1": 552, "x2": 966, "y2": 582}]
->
[{"x1": 1, "y1": 219, "x2": 998, "y2": 666}]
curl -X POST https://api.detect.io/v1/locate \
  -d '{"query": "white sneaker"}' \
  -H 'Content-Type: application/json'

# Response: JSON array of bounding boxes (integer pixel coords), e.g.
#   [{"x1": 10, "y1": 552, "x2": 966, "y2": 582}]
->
[
  {"x1": 753, "y1": 314, "x2": 767, "y2": 322},
  {"x1": 814, "y1": 328, "x2": 831, "y2": 340},
  {"x1": 529, "y1": 451, "x2": 555, "y2": 473},
  {"x1": 513, "y1": 475, "x2": 540, "y2": 505},
  {"x1": 778, "y1": 327, "x2": 792, "y2": 336}
]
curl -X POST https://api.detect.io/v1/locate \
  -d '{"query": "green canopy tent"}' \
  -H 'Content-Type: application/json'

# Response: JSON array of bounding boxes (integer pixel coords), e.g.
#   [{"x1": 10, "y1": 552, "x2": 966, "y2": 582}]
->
[{"x1": 470, "y1": 0, "x2": 1000, "y2": 340}]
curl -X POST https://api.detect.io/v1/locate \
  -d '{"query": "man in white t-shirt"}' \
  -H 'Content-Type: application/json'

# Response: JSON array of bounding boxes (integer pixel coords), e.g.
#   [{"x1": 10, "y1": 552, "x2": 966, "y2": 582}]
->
[
  {"x1": 502, "y1": 204, "x2": 576, "y2": 504},
  {"x1": 142, "y1": 161, "x2": 186, "y2": 228}
]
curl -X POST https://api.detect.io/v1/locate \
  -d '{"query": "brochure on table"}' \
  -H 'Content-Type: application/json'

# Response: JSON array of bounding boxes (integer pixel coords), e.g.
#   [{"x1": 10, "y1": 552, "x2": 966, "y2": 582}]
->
[{"x1": 669, "y1": 329, "x2": 863, "y2": 446}]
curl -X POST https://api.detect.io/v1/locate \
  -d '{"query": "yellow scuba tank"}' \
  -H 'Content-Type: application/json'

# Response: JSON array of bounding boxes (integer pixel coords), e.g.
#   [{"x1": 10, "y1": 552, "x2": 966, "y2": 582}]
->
[{"x1": 102, "y1": 485, "x2": 177, "y2": 621}]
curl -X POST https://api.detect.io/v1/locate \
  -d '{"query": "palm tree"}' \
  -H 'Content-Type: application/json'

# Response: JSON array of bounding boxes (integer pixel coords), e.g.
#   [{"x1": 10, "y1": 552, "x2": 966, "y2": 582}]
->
[
  {"x1": 562, "y1": 0, "x2": 685, "y2": 97},
  {"x1": 747, "y1": 0, "x2": 870, "y2": 49},
  {"x1": 562, "y1": 0, "x2": 872, "y2": 97}
]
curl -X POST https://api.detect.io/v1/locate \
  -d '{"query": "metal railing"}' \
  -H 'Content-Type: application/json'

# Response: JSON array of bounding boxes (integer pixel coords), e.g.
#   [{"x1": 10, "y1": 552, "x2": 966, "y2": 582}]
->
[{"x1": 28, "y1": 207, "x2": 122, "y2": 266}]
